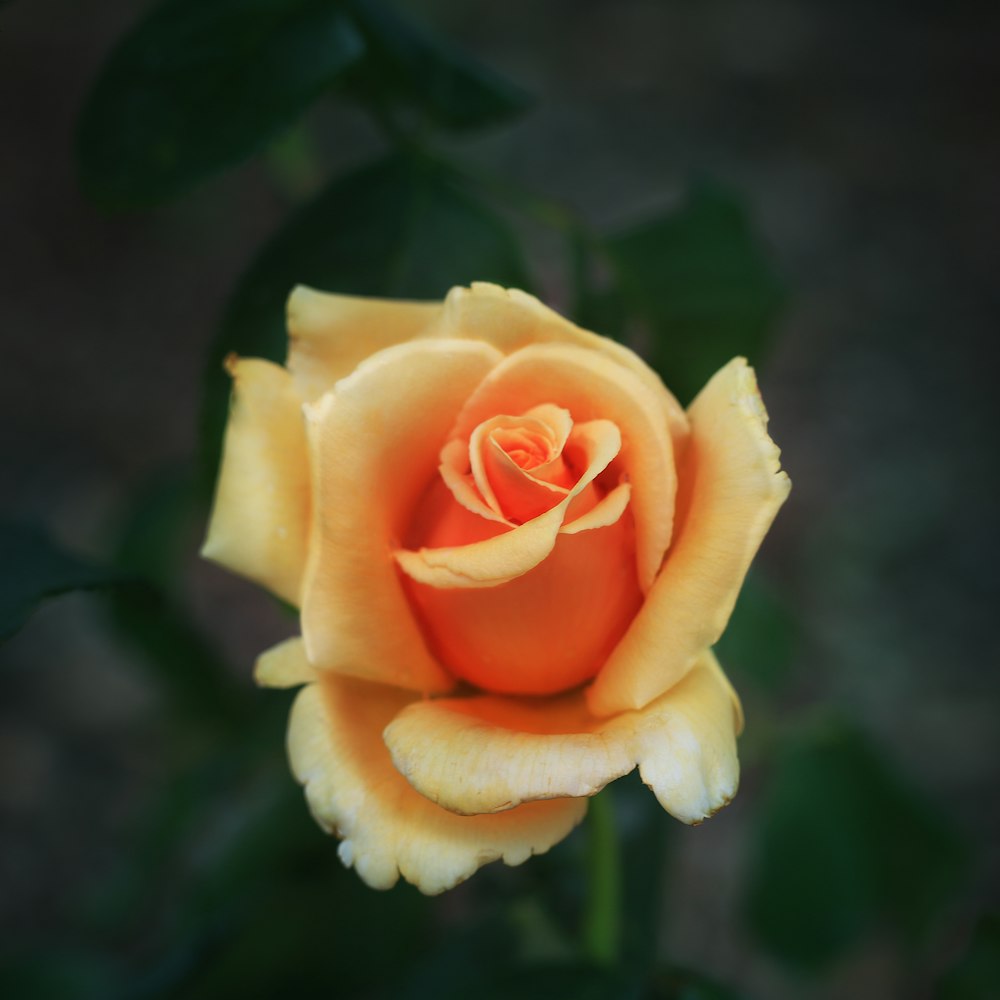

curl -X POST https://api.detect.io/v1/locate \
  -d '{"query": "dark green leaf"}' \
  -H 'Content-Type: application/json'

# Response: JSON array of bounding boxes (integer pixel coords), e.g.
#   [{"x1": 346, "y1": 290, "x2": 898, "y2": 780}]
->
[
  {"x1": 569, "y1": 228, "x2": 628, "y2": 342},
  {"x1": 613, "y1": 773, "x2": 677, "y2": 971},
  {"x1": 199, "y1": 153, "x2": 532, "y2": 493},
  {"x1": 345, "y1": 0, "x2": 533, "y2": 131},
  {"x1": 468, "y1": 965, "x2": 640, "y2": 1000},
  {"x1": 937, "y1": 913, "x2": 1000, "y2": 1000},
  {"x1": 78, "y1": 0, "x2": 364, "y2": 207},
  {"x1": 713, "y1": 570, "x2": 799, "y2": 693},
  {"x1": 743, "y1": 716, "x2": 969, "y2": 970},
  {"x1": 105, "y1": 469, "x2": 249, "y2": 725},
  {"x1": 0, "y1": 520, "x2": 125, "y2": 642},
  {"x1": 648, "y1": 964, "x2": 747, "y2": 1000},
  {"x1": 606, "y1": 181, "x2": 785, "y2": 404}
]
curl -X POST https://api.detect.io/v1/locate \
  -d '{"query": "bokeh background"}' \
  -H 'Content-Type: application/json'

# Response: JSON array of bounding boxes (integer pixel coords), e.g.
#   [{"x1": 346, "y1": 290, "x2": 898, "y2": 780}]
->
[{"x1": 2, "y1": 1, "x2": 997, "y2": 997}]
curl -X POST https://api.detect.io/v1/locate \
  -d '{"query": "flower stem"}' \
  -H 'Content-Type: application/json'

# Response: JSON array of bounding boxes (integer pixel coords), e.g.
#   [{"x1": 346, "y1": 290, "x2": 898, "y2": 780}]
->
[{"x1": 583, "y1": 788, "x2": 622, "y2": 967}]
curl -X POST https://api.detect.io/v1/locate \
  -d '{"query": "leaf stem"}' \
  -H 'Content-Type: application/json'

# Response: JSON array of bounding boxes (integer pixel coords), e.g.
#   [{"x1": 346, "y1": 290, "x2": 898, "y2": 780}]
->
[{"x1": 583, "y1": 789, "x2": 622, "y2": 967}]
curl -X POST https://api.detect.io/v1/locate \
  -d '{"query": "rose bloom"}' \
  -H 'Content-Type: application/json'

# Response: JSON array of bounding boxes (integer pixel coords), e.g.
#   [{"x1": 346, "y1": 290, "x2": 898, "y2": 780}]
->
[{"x1": 203, "y1": 282, "x2": 790, "y2": 894}]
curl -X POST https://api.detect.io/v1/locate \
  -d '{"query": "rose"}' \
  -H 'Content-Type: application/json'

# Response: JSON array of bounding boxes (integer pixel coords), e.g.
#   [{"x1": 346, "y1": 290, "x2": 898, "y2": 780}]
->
[{"x1": 203, "y1": 282, "x2": 790, "y2": 894}]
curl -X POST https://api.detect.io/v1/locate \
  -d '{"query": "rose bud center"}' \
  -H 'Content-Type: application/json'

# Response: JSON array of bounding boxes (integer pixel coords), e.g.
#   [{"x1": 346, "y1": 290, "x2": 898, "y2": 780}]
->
[{"x1": 402, "y1": 404, "x2": 643, "y2": 696}]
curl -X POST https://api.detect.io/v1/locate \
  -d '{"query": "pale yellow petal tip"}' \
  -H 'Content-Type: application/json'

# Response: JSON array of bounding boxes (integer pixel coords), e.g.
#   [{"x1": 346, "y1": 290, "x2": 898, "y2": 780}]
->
[
  {"x1": 726, "y1": 356, "x2": 793, "y2": 493},
  {"x1": 285, "y1": 283, "x2": 319, "y2": 333},
  {"x1": 254, "y1": 636, "x2": 316, "y2": 689}
]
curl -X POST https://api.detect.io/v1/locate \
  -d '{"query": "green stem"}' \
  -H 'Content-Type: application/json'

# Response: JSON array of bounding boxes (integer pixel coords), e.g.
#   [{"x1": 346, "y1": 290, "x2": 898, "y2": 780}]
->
[{"x1": 583, "y1": 789, "x2": 622, "y2": 967}]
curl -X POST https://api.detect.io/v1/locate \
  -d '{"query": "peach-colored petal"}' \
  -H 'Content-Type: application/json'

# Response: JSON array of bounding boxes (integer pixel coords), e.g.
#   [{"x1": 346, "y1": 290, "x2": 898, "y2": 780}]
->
[
  {"x1": 587, "y1": 358, "x2": 791, "y2": 716},
  {"x1": 403, "y1": 503, "x2": 643, "y2": 694},
  {"x1": 384, "y1": 650, "x2": 741, "y2": 825},
  {"x1": 394, "y1": 418, "x2": 622, "y2": 589},
  {"x1": 561, "y1": 479, "x2": 632, "y2": 535},
  {"x1": 434, "y1": 284, "x2": 690, "y2": 453},
  {"x1": 201, "y1": 358, "x2": 310, "y2": 607},
  {"x1": 254, "y1": 636, "x2": 316, "y2": 689},
  {"x1": 288, "y1": 669, "x2": 587, "y2": 894},
  {"x1": 438, "y1": 438, "x2": 509, "y2": 523},
  {"x1": 288, "y1": 282, "x2": 690, "y2": 450},
  {"x1": 301, "y1": 339, "x2": 504, "y2": 692},
  {"x1": 285, "y1": 286, "x2": 442, "y2": 402},
  {"x1": 445, "y1": 343, "x2": 677, "y2": 592},
  {"x1": 469, "y1": 405, "x2": 574, "y2": 522}
]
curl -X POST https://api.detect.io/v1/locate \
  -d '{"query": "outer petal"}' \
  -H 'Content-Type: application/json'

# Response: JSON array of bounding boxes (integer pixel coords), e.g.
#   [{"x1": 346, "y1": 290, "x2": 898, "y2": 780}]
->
[
  {"x1": 286, "y1": 286, "x2": 442, "y2": 401},
  {"x1": 434, "y1": 284, "x2": 690, "y2": 453},
  {"x1": 301, "y1": 339, "x2": 503, "y2": 692},
  {"x1": 255, "y1": 636, "x2": 316, "y2": 689},
  {"x1": 587, "y1": 358, "x2": 791, "y2": 716},
  {"x1": 384, "y1": 650, "x2": 740, "y2": 825},
  {"x1": 287, "y1": 282, "x2": 690, "y2": 449},
  {"x1": 289, "y1": 671, "x2": 587, "y2": 895},
  {"x1": 444, "y1": 342, "x2": 677, "y2": 592},
  {"x1": 202, "y1": 357, "x2": 310, "y2": 606}
]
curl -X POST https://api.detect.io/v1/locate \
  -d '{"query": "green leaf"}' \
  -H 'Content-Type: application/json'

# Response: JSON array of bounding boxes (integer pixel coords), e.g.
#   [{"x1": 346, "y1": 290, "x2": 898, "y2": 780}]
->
[
  {"x1": 606, "y1": 180, "x2": 785, "y2": 404},
  {"x1": 648, "y1": 965, "x2": 747, "y2": 1000},
  {"x1": 713, "y1": 570, "x2": 799, "y2": 693},
  {"x1": 105, "y1": 469, "x2": 249, "y2": 725},
  {"x1": 937, "y1": 913, "x2": 1000, "y2": 1000},
  {"x1": 569, "y1": 229, "x2": 628, "y2": 343},
  {"x1": 743, "y1": 716, "x2": 969, "y2": 971},
  {"x1": 0, "y1": 520, "x2": 125, "y2": 642},
  {"x1": 78, "y1": 0, "x2": 364, "y2": 207},
  {"x1": 198, "y1": 153, "x2": 532, "y2": 493},
  {"x1": 345, "y1": 0, "x2": 533, "y2": 131}
]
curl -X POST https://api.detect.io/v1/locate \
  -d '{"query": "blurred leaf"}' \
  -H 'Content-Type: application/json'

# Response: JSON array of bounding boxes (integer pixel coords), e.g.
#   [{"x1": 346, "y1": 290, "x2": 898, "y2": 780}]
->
[
  {"x1": 937, "y1": 913, "x2": 1000, "y2": 1000},
  {"x1": 606, "y1": 180, "x2": 785, "y2": 403},
  {"x1": 463, "y1": 964, "x2": 640, "y2": 1000},
  {"x1": 395, "y1": 912, "x2": 521, "y2": 1000},
  {"x1": 108, "y1": 583, "x2": 248, "y2": 726},
  {"x1": 0, "y1": 520, "x2": 125, "y2": 642},
  {"x1": 78, "y1": 0, "x2": 364, "y2": 207},
  {"x1": 0, "y1": 948, "x2": 117, "y2": 1000},
  {"x1": 345, "y1": 0, "x2": 532, "y2": 132},
  {"x1": 612, "y1": 774, "x2": 677, "y2": 971},
  {"x1": 104, "y1": 466, "x2": 249, "y2": 724},
  {"x1": 569, "y1": 229, "x2": 628, "y2": 342},
  {"x1": 199, "y1": 153, "x2": 532, "y2": 493},
  {"x1": 114, "y1": 464, "x2": 201, "y2": 586},
  {"x1": 743, "y1": 715, "x2": 969, "y2": 971},
  {"x1": 648, "y1": 965, "x2": 746, "y2": 1000},
  {"x1": 713, "y1": 570, "x2": 799, "y2": 693}
]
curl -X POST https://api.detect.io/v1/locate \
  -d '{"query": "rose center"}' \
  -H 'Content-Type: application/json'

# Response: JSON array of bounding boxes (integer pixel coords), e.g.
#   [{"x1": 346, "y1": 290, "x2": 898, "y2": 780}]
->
[{"x1": 399, "y1": 402, "x2": 643, "y2": 696}]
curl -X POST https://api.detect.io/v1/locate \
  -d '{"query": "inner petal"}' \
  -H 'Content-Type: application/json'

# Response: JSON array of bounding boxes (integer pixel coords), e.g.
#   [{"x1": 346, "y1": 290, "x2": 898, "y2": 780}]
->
[
  {"x1": 468, "y1": 405, "x2": 575, "y2": 523},
  {"x1": 403, "y1": 485, "x2": 643, "y2": 695}
]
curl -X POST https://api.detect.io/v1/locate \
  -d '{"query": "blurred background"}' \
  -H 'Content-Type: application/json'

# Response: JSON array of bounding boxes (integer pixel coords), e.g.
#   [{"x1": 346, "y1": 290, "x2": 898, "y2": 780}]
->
[{"x1": 1, "y1": 1, "x2": 997, "y2": 997}]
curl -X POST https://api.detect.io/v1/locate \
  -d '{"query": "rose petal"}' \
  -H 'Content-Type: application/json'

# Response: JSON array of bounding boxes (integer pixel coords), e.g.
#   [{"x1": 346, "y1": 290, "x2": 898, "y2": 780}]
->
[
  {"x1": 384, "y1": 650, "x2": 741, "y2": 825},
  {"x1": 444, "y1": 342, "x2": 678, "y2": 592},
  {"x1": 288, "y1": 669, "x2": 587, "y2": 894},
  {"x1": 436, "y1": 284, "x2": 690, "y2": 452},
  {"x1": 286, "y1": 286, "x2": 442, "y2": 401},
  {"x1": 287, "y1": 282, "x2": 690, "y2": 453},
  {"x1": 302, "y1": 339, "x2": 504, "y2": 692},
  {"x1": 439, "y1": 438, "x2": 508, "y2": 523},
  {"x1": 202, "y1": 357, "x2": 310, "y2": 606},
  {"x1": 254, "y1": 636, "x2": 316, "y2": 689},
  {"x1": 403, "y1": 500, "x2": 642, "y2": 694},
  {"x1": 587, "y1": 358, "x2": 791, "y2": 716},
  {"x1": 470, "y1": 405, "x2": 574, "y2": 522},
  {"x1": 394, "y1": 418, "x2": 622, "y2": 589}
]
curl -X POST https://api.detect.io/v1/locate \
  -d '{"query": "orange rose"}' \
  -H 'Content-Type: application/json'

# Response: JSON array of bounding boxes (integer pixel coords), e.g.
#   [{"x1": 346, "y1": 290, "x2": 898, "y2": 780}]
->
[{"x1": 203, "y1": 282, "x2": 790, "y2": 893}]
